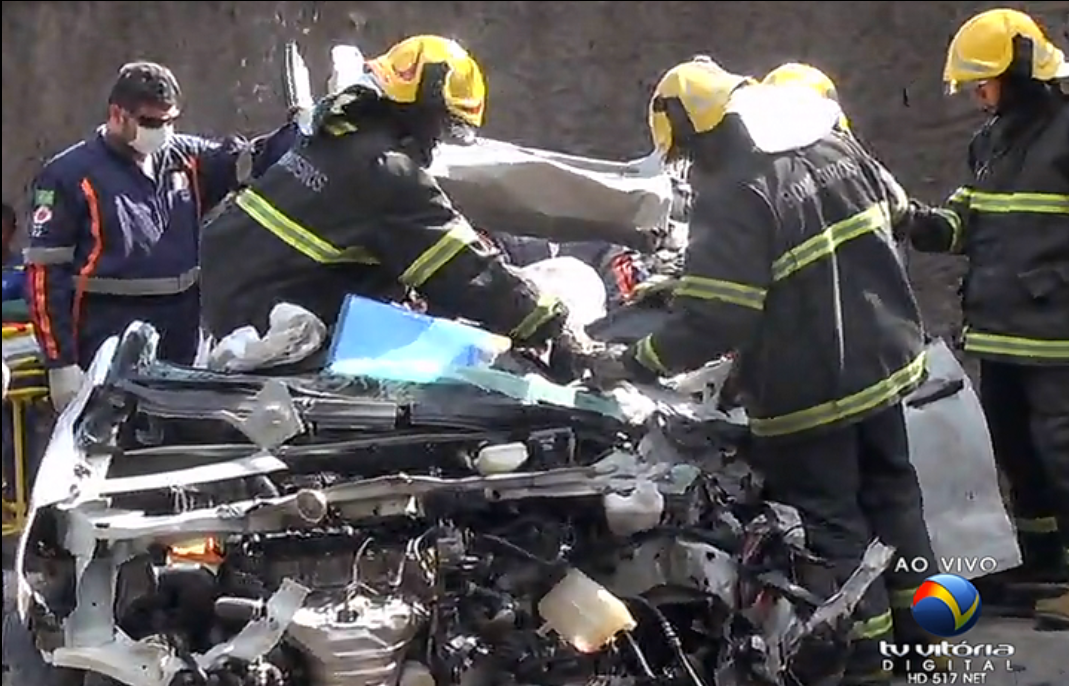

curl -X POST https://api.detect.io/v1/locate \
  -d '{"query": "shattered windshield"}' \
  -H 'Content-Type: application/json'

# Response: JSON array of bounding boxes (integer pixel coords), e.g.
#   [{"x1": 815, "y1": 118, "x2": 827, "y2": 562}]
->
[
  {"x1": 363, "y1": 365, "x2": 622, "y2": 419},
  {"x1": 132, "y1": 357, "x2": 625, "y2": 422}
]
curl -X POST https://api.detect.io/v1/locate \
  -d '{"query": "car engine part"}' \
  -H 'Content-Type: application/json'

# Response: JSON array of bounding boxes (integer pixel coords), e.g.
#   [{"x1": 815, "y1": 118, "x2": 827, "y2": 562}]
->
[{"x1": 6, "y1": 323, "x2": 893, "y2": 686}]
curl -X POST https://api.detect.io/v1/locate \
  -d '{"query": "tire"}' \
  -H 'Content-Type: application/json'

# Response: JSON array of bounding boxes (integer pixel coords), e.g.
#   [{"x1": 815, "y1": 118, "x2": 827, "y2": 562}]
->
[{"x1": 1, "y1": 609, "x2": 85, "y2": 686}]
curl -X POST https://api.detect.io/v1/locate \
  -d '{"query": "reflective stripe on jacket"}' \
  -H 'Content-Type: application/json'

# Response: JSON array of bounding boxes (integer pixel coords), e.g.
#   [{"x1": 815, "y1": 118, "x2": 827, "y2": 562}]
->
[
  {"x1": 200, "y1": 126, "x2": 565, "y2": 346},
  {"x1": 629, "y1": 124, "x2": 925, "y2": 437},
  {"x1": 908, "y1": 94, "x2": 1069, "y2": 364}
]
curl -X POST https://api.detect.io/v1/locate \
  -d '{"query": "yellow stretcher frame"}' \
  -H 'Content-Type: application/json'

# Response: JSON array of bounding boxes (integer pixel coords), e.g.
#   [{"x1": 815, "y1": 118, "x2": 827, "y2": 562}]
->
[{"x1": 3, "y1": 323, "x2": 49, "y2": 538}]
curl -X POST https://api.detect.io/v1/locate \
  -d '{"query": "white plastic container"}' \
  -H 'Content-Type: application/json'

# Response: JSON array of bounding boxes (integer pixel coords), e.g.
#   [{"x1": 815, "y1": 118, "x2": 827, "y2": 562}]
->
[
  {"x1": 537, "y1": 568, "x2": 637, "y2": 653},
  {"x1": 603, "y1": 480, "x2": 665, "y2": 536},
  {"x1": 474, "y1": 442, "x2": 529, "y2": 475}
]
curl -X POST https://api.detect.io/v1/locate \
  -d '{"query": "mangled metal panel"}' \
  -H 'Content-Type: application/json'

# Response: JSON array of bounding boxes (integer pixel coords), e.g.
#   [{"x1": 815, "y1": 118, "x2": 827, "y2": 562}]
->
[{"x1": 283, "y1": 41, "x2": 674, "y2": 250}]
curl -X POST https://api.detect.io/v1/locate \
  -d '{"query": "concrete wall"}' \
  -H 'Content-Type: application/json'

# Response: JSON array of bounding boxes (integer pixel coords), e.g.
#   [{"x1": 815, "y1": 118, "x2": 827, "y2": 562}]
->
[{"x1": 2, "y1": 1, "x2": 1068, "y2": 336}]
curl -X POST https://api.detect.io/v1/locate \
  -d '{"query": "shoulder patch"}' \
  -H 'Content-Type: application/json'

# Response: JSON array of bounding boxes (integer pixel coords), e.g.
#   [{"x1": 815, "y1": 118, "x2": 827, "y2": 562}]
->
[
  {"x1": 32, "y1": 205, "x2": 53, "y2": 225},
  {"x1": 31, "y1": 204, "x2": 53, "y2": 238},
  {"x1": 34, "y1": 189, "x2": 55, "y2": 206}
]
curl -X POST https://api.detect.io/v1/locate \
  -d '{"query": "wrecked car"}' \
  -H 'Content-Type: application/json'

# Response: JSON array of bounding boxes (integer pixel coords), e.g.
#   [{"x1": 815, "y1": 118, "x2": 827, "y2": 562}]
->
[
  {"x1": 2, "y1": 40, "x2": 1018, "y2": 686},
  {"x1": 5, "y1": 319, "x2": 896, "y2": 686},
  {"x1": 4, "y1": 130, "x2": 1017, "y2": 686}
]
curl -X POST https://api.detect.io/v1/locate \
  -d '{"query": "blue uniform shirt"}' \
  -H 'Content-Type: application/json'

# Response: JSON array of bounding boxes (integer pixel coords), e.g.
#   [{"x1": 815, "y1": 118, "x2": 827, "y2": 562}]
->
[{"x1": 23, "y1": 126, "x2": 294, "y2": 366}]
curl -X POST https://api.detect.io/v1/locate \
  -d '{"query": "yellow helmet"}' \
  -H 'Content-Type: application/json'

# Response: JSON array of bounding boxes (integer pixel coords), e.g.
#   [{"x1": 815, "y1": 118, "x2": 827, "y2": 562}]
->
[
  {"x1": 648, "y1": 59, "x2": 752, "y2": 155},
  {"x1": 763, "y1": 63, "x2": 839, "y2": 101},
  {"x1": 943, "y1": 8, "x2": 1069, "y2": 94},
  {"x1": 367, "y1": 35, "x2": 486, "y2": 127},
  {"x1": 763, "y1": 62, "x2": 851, "y2": 130}
]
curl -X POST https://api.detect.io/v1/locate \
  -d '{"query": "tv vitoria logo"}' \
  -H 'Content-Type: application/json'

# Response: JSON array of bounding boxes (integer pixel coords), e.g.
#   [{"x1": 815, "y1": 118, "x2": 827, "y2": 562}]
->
[{"x1": 911, "y1": 573, "x2": 981, "y2": 638}]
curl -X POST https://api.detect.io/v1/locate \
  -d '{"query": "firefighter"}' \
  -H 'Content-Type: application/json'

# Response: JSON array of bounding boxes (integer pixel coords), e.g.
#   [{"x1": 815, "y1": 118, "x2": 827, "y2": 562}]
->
[
  {"x1": 200, "y1": 36, "x2": 583, "y2": 375},
  {"x1": 24, "y1": 62, "x2": 294, "y2": 411},
  {"x1": 762, "y1": 58, "x2": 951, "y2": 659},
  {"x1": 903, "y1": 8, "x2": 1069, "y2": 630},
  {"x1": 763, "y1": 62, "x2": 852, "y2": 132},
  {"x1": 762, "y1": 63, "x2": 906, "y2": 200},
  {"x1": 763, "y1": 63, "x2": 918, "y2": 263},
  {"x1": 585, "y1": 59, "x2": 935, "y2": 685}
]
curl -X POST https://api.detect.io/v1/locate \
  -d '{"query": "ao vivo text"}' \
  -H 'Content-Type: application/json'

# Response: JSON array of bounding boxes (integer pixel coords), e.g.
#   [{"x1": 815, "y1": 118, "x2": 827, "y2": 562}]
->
[{"x1": 893, "y1": 556, "x2": 999, "y2": 575}]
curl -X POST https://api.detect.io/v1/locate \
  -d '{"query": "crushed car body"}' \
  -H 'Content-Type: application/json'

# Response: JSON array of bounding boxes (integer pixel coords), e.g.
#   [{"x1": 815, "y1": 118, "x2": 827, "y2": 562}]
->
[
  {"x1": 6, "y1": 140, "x2": 1016, "y2": 686},
  {"x1": 285, "y1": 40, "x2": 680, "y2": 252},
  {"x1": 3, "y1": 42, "x2": 1017, "y2": 686},
  {"x1": 12, "y1": 322, "x2": 895, "y2": 686}
]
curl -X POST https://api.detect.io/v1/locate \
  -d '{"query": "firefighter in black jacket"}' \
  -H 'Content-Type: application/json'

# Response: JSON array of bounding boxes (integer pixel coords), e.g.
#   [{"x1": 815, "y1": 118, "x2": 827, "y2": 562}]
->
[
  {"x1": 904, "y1": 8, "x2": 1069, "y2": 630},
  {"x1": 763, "y1": 62, "x2": 852, "y2": 133},
  {"x1": 762, "y1": 63, "x2": 916, "y2": 266},
  {"x1": 762, "y1": 60, "x2": 948, "y2": 652},
  {"x1": 200, "y1": 36, "x2": 579, "y2": 370},
  {"x1": 588, "y1": 59, "x2": 935, "y2": 685}
]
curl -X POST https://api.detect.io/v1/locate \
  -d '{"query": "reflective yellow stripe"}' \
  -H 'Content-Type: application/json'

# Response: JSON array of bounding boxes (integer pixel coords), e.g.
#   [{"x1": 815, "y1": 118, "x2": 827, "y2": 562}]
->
[
  {"x1": 674, "y1": 275, "x2": 766, "y2": 310},
  {"x1": 851, "y1": 610, "x2": 893, "y2": 640},
  {"x1": 954, "y1": 190, "x2": 1069, "y2": 215},
  {"x1": 947, "y1": 186, "x2": 971, "y2": 206},
  {"x1": 750, "y1": 351, "x2": 927, "y2": 437},
  {"x1": 634, "y1": 334, "x2": 669, "y2": 375},
  {"x1": 1017, "y1": 516, "x2": 1059, "y2": 534},
  {"x1": 771, "y1": 202, "x2": 889, "y2": 282},
  {"x1": 932, "y1": 208, "x2": 963, "y2": 252},
  {"x1": 962, "y1": 329, "x2": 1069, "y2": 360},
  {"x1": 509, "y1": 292, "x2": 563, "y2": 341},
  {"x1": 235, "y1": 190, "x2": 378, "y2": 264},
  {"x1": 889, "y1": 586, "x2": 920, "y2": 609},
  {"x1": 325, "y1": 121, "x2": 358, "y2": 136},
  {"x1": 970, "y1": 191, "x2": 1069, "y2": 214},
  {"x1": 935, "y1": 187, "x2": 1067, "y2": 252},
  {"x1": 398, "y1": 220, "x2": 481, "y2": 288}
]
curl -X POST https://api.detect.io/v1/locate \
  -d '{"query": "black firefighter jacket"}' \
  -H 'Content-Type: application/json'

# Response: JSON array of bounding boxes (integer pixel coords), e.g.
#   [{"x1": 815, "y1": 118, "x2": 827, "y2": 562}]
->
[
  {"x1": 627, "y1": 122, "x2": 927, "y2": 438},
  {"x1": 907, "y1": 91, "x2": 1069, "y2": 364},
  {"x1": 199, "y1": 124, "x2": 566, "y2": 347}
]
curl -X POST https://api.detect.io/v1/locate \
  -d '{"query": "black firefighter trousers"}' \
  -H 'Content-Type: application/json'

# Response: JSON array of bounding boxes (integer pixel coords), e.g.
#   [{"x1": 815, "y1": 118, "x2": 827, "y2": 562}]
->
[
  {"x1": 752, "y1": 403, "x2": 937, "y2": 678},
  {"x1": 980, "y1": 362, "x2": 1069, "y2": 577}
]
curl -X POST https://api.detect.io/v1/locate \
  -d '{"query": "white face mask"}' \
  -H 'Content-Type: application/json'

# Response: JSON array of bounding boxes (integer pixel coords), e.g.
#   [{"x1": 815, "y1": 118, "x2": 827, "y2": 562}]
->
[{"x1": 130, "y1": 123, "x2": 173, "y2": 156}]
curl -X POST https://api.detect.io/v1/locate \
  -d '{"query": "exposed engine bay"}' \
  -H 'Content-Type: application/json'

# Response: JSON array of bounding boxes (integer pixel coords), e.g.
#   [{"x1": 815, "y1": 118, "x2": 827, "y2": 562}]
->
[
  {"x1": 3, "y1": 40, "x2": 1016, "y2": 686},
  {"x1": 12, "y1": 323, "x2": 893, "y2": 686}
]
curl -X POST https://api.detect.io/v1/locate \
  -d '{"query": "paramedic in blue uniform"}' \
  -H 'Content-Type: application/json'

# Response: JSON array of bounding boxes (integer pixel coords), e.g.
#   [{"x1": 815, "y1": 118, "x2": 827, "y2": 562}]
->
[{"x1": 24, "y1": 62, "x2": 294, "y2": 411}]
